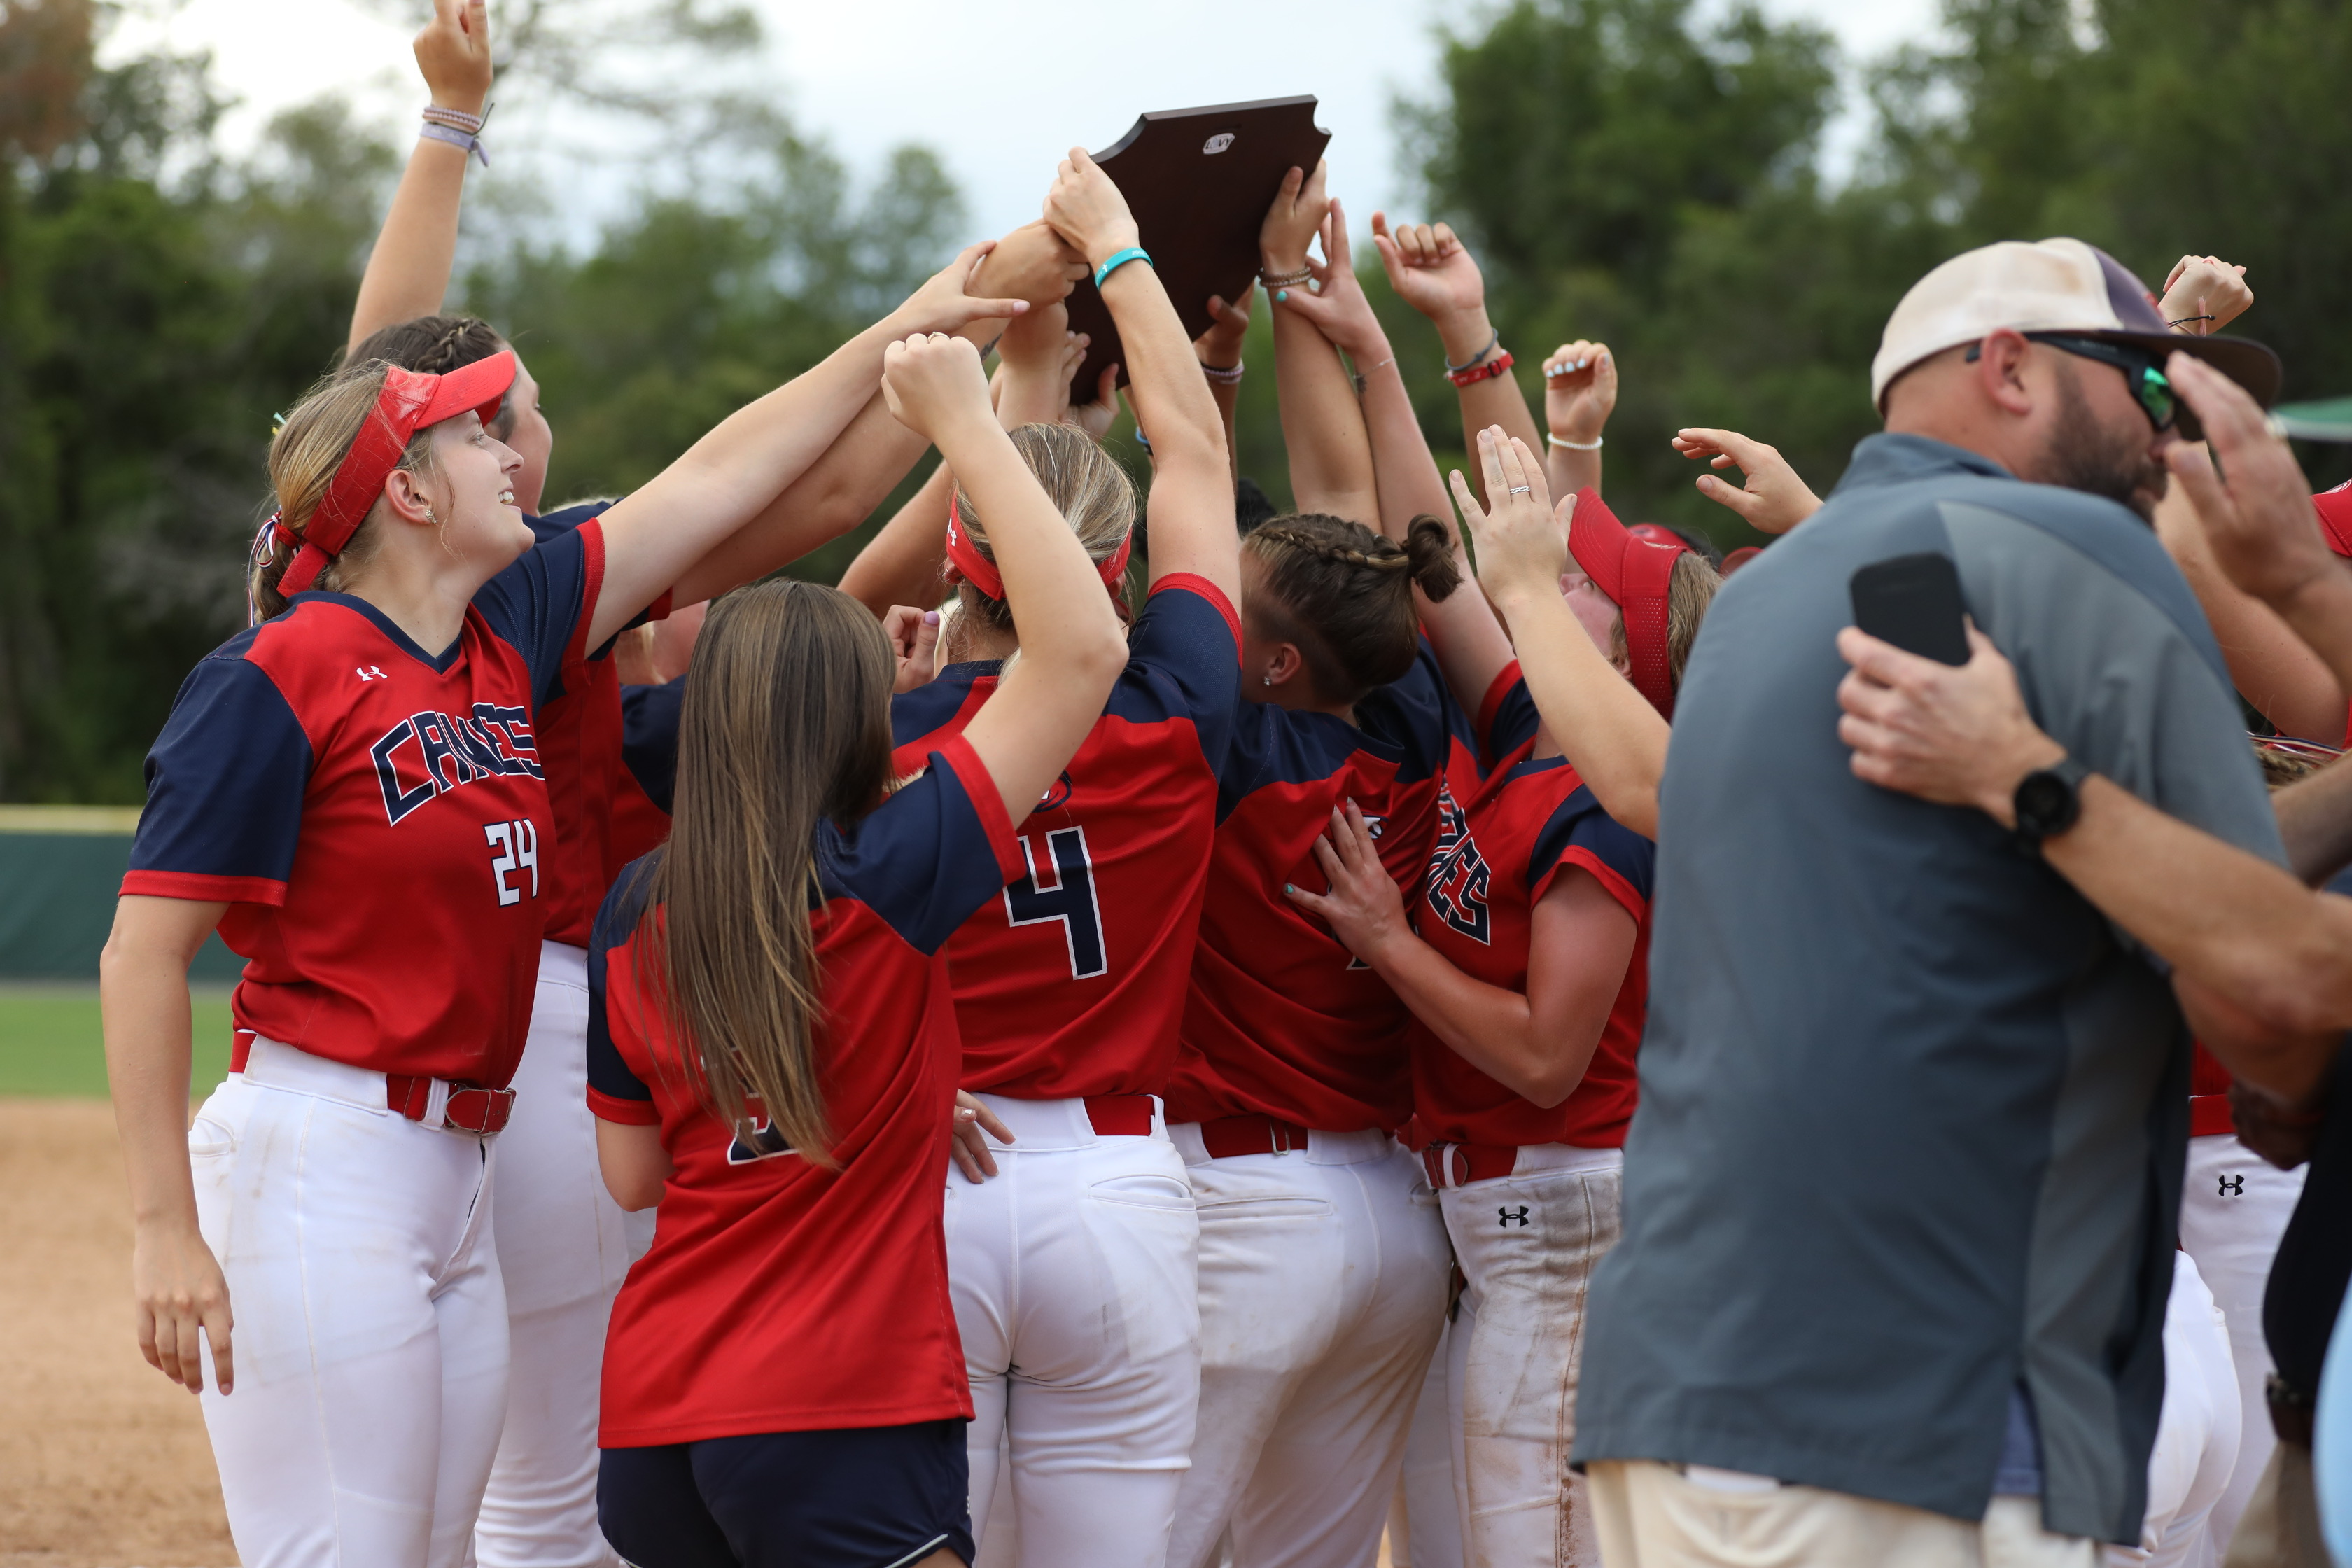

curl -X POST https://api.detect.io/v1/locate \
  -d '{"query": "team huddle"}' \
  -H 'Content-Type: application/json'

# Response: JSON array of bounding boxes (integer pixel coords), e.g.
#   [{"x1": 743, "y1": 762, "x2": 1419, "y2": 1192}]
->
[{"x1": 96, "y1": 6, "x2": 2331, "y2": 1568}]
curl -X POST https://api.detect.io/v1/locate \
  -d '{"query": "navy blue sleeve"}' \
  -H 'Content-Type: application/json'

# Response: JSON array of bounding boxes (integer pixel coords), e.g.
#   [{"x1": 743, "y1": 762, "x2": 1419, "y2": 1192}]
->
[
  {"x1": 586, "y1": 858, "x2": 657, "y2": 1111},
  {"x1": 531, "y1": 500, "x2": 615, "y2": 542},
  {"x1": 823, "y1": 736, "x2": 1023, "y2": 955},
  {"x1": 1116, "y1": 577, "x2": 1243, "y2": 771},
  {"x1": 123, "y1": 644, "x2": 314, "y2": 903},
  {"x1": 1484, "y1": 673, "x2": 1542, "y2": 764},
  {"x1": 1530, "y1": 784, "x2": 1656, "y2": 913},
  {"x1": 620, "y1": 680, "x2": 685, "y2": 813},
  {"x1": 475, "y1": 524, "x2": 595, "y2": 710}
]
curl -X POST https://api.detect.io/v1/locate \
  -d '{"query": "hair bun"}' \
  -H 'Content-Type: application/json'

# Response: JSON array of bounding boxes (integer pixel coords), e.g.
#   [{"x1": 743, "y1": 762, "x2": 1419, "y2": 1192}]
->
[{"x1": 1404, "y1": 515, "x2": 1464, "y2": 603}]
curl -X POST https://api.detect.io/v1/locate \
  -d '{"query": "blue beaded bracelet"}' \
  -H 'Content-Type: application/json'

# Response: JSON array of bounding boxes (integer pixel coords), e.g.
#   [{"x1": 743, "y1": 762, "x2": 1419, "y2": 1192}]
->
[{"x1": 1093, "y1": 246, "x2": 1152, "y2": 290}]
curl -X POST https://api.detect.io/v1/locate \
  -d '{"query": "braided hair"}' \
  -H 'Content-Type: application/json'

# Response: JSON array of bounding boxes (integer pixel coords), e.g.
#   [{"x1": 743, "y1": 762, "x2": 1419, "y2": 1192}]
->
[
  {"x1": 342, "y1": 315, "x2": 516, "y2": 438},
  {"x1": 1244, "y1": 513, "x2": 1461, "y2": 704}
]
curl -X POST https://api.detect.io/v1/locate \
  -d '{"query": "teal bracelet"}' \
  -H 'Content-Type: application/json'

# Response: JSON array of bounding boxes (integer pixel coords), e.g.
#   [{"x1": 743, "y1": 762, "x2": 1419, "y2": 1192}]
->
[{"x1": 1093, "y1": 246, "x2": 1152, "y2": 290}]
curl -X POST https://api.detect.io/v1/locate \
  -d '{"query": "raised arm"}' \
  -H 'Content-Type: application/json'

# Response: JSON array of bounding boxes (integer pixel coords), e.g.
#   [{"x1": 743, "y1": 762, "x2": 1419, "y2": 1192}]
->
[
  {"x1": 2151, "y1": 479, "x2": 2344, "y2": 741},
  {"x1": 1540, "y1": 342, "x2": 1616, "y2": 499},
  {"x1": 1457, "y1": 430, "x2": 1674, "y2": 837},
  {"x1": 881, "y1": 335, "x2": 1126, "y2": 823},
  {"x1": 1195, "y1": 293, "x2": 1250, "y2": 488},
  {"x1": 1370, "y1": 212, "x2": 1542, "y2": 505},
  {"x1": 1280, "y1": 236, "x2": 1514, "y2": 714},
  {"x1": 1261, "y1": 167, "x2": 1377, "y2": 524},
  {"x1": 1672, "y1": 428, "x2": 1823, "y2": 536},
  {"x1": 346, "y1": 0, "x2": 492, "y2": 354},
  {"x1": 1042, "y1": 148, "x2": 1236, "y2": 603},
  {"x1": 588, "y1": 243, "x2": 1026, "y2": 647}
]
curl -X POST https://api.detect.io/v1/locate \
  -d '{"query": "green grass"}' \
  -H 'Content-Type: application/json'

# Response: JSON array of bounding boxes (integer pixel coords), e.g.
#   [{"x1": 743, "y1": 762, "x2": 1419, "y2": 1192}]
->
[{"x1": 0, "y1": 983, "x2": 235, "y2": 1098}]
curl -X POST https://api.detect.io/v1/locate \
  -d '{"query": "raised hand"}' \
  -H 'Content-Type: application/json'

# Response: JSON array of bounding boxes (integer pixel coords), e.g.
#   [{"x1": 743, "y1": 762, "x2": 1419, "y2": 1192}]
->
[
  {"x1": 883, "y1": 605, "x2": 944, "y2": 693},
  {"x1": 1283, "y1": 801, "x2": 1412, "y2": 964},
  {"x1": 1369, "y1": 213, "x2": 1488, "y2": 326},
  {"x1": 881, "y1": 332, "x2": 994, "y2": 442},
  {"x1": 1271, "y1": 199, "x2": 1390, "y2": 363},
  {"x1": 1260, "y1": 160, "x2": 1331, "y2": 276},
  {"x1": 1672, "y1": 427, "x2": 1822, "y2": 535},
  {"x1": 997, "y1": 299, "x2": 1076, "y2": 427},
  {"x1": 1196, "y1": 291, "x2": 1252, "y2": 370},
  {"x1": 415, "y1": 0, "x2": 491, "y2": 116},
  {"x1": 888, "y1": 239, "x2": 1029, "y2": 338},
  {"x1": 1451, "y1": 426, "x2": 1567, "y2": 600},
  {"x1": 1043, "y1": 147, "x2": 1141, "y2": 269},
  {"x1": 2165, "y1": 353, "x2": 2335, "y2": 608},
  {"x1": 969, "y1": 220, "x2": 1090, "y2": 312},
  {"x1": 2160, "y1": 255, "x2": 2254, "y2": 336},
  {"x1": 1544, "y1": 342, "x2": 1618, "y2": 446}
]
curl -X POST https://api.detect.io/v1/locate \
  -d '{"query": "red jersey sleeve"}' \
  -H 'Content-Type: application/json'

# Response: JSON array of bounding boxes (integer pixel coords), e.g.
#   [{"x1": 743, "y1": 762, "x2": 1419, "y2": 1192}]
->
[{"x1": 122, "y1": 643, "x2": 312, "y2": 906}]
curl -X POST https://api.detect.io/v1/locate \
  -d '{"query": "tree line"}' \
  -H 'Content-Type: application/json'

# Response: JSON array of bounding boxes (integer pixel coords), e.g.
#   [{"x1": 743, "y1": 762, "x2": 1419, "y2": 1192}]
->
[{"x1": 2, "y1": 0, "x2": 2347, "y2": 802}]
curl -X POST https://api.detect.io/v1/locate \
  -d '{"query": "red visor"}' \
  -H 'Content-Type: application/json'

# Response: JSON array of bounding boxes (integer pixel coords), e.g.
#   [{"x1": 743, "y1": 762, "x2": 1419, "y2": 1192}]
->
[
  {"x1": 1567, "y1": 487, "x2": 1687, "y2": 719},
  {"x1": 2314, "y1": 482, "x2": 2352, "y2": 559},
  {"x1": 944, "y1": 491, "x2": 1133, "y2": 601},
  {"x1": 277, "y1": 351, "x2": 518, "y2": 596}
]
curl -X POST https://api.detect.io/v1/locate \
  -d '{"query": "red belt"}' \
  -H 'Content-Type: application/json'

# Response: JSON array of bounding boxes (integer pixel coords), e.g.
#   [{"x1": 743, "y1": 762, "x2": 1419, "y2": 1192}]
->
[
  {"x1": 1084, "y1": 1094, "x2": 1156, "y2": 1137},
  {"x1": 1200, "y1": 1114, "x2": 1311, "y2": 1158},
  {"x1": 230, "y1": 1035, "x2": 513, "y2": 1135},
  {"x1": 1423, "y1": 1143, "x2": 1518, "y2": 1188}
]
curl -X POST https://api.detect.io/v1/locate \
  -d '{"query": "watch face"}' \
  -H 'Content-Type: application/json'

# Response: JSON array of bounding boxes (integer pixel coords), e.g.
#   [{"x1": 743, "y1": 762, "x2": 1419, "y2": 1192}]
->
[{"x1": 2016, "y1": 771, "x2": 2067, "y2": 834}]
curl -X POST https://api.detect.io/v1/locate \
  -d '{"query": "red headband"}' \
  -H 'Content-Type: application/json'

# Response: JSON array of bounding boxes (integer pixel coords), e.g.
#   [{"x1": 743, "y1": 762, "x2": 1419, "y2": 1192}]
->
[
  {"x1": 944, "y1": 491, "x2": 1133, "y2": 602},
  {"x1": 1566, "y1": 487, "x2": 1688, "y2": 720},
  {"x1": 276, "y1": 350, "x2": 518, "y2": 596}
]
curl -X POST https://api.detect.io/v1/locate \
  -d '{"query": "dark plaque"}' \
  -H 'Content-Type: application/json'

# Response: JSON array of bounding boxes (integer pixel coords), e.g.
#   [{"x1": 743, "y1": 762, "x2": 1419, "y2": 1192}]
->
[{"x1": 1064, "y1": 96, "x2": 1331, "y2": 401}]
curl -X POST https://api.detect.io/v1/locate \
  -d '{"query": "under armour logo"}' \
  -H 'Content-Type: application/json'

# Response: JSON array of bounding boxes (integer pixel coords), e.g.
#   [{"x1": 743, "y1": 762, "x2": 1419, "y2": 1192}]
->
[
  {"x1": 2220, "y1": 1173, "x2": 2246, "y2": 1196},
  {"x1": 357, "y1": 665, "x2": 387, "y2": 682},
  {"x1": 1499, "y1": 1205, "x2": 1530, "y2": 1228}
]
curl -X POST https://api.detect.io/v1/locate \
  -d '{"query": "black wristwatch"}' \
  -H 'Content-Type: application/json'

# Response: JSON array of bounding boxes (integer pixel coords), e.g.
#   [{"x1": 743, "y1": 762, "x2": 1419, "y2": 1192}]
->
[{"x1": 2012, "y1": 755, "x2": 2093, "y2": 853}]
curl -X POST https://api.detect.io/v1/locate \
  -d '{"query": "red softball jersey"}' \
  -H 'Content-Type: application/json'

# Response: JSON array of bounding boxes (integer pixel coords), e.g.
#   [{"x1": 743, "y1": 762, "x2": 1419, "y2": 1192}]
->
[
  {"x1": 888, "y1": 575, "x2": 1241, "y2": 1101},
  {"x1": 122, "y1": 523, "x2": 603, "y2": 1086},
  {"x1": 1166, "y1": 641, "x2": 1469, "y2": 1133},
  {"x1": 610, "y1": 678, "x2": 682, "y2": 869},
  {"x1": 586, "y1": 734, "x2": 1023, "y2": 1445},
  {"x1": 1408, "y1": 668, "x2": 1657, "y2": 1152},
  {"x1": 523, "y1": 501, "x2": 628, "y2": 949}
]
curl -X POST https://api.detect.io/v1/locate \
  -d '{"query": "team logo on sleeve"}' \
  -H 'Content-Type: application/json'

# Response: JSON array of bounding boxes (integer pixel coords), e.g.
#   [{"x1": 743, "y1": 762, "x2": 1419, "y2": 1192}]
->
[
  {"x1": 1424, "y1": 784, "x2": 1492, "y2": 944},
  {"x1": 1005, "y1": 825, "x2": 1110, "y2": 980},
  {"x1": 370, "y1": 704, "x2": 545, "y2": 824}
]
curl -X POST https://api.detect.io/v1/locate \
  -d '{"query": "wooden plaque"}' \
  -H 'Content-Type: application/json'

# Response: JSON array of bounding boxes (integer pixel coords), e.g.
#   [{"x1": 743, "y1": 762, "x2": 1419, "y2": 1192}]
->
[{"x1": 1063, "y1": 95, "x2": 1331, "y2": 402}]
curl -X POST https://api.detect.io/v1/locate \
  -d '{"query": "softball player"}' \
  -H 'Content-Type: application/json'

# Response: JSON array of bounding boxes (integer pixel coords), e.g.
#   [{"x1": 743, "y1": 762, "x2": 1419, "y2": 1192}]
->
[
  {"x1": 104, "y1": 258, "x2": 1025, "y2": 1564},
  {"x1": 875, "y1": 150, "x2": 1238, "y2": 1568},
  {"x1": 1294, "y1": 439, "x2": 1709, "y2": 1568},
  {"x1": 585, "y1": 329, "x2": 1125, "y2": 1568},
  {"x1": 340, "y1": 18, "x2": 1074, "y2": 1558}
]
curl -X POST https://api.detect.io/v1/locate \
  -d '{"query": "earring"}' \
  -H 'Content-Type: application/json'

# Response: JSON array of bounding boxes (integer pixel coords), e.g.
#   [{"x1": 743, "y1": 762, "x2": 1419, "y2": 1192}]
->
[{"x1": 1262, "y1": 673, "x2": 1273, "y2": 687}]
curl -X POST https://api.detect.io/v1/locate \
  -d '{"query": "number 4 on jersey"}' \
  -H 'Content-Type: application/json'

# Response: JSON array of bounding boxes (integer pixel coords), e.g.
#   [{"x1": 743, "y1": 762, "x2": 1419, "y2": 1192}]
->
[
  {"x1": 484, "y1": 819, "x2": 540, "y2": 906},
  {"x1": 1005, "y1": 825, "x2": 1109, "y2": 980}
]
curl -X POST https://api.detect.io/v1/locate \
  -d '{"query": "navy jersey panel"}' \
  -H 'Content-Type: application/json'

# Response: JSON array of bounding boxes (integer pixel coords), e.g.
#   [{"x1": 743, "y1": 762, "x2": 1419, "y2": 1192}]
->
[
  {"x1": 1523, "y1": 766, "x2": 1656, "y2": 908},
  {"x1": 531, "y1": 499, "x2": 614, "y2": 544},
  {"x1": 822, "y1": 742, "x2": 1025, "y2": 956},
  {"x1": 128, "y1": 641, "x2": 314, "y2": 902},
  {"x1": 587, "y1": 858, "x2": 660, "y2": 1120},
  {"x1": 475, "y1": 521, "x2": 596, "y2": 709},
  {"x1": 1115, "y1": 572, "x2": 1245, "y2": 773},
  {"x1": 620, "y1": 680, "x2": 685, "y2": 815}
]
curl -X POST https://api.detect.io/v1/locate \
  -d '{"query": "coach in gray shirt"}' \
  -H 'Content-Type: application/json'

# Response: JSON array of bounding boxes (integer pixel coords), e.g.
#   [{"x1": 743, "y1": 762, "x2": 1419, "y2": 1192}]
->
[{"x1": 1574, "y1": 238, "x2": 2283, "y2": 1564}]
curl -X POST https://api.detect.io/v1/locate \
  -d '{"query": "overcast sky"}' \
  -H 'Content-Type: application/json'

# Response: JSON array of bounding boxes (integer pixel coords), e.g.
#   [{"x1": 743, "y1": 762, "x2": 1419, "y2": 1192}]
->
[{"x1": 106, "y1": 0, "x2": 1945, "y2": 246}]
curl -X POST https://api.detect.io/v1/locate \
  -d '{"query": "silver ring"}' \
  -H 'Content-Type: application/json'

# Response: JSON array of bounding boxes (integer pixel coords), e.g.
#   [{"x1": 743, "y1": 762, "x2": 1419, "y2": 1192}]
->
[{"x1": 1508, "y1": 485, "x2": 1532, "y2": 496}]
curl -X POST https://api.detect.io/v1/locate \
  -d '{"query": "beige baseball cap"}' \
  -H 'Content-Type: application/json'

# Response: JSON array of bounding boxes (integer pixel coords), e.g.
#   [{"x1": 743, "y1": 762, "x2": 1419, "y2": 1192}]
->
[{"x1": 1871, "y1": 237, "x2": 2281, "y2": 436}]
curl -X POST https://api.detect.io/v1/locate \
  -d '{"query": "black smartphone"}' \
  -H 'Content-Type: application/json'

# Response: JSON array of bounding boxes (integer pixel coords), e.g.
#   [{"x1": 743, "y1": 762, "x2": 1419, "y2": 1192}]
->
[{"x1": 1849, "y1": 552, "x2": 1970, "y2": 666}]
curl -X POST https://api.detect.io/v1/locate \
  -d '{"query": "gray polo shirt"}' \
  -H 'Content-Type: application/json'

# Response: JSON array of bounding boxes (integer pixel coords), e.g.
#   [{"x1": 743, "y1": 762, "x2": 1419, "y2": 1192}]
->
[{"x1": 1573, "y1": 433, "x2": 2283, "y2": 1544}]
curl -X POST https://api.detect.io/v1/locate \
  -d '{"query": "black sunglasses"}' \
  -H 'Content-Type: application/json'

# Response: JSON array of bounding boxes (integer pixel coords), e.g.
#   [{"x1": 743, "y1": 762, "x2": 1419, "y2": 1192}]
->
[{"x1": 1966, "y1": 333, "x2": 2177, "y2": 432}]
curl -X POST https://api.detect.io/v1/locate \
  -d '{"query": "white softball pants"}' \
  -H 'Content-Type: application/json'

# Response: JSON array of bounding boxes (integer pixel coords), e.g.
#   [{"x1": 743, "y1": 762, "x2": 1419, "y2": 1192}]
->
[
  {"x1": 191, "y1": 1037, "x2": 509, "y2": 1568},
  {"x1": 1164, "y1": 1128, "x2": 1451, "y2": 1568},
  {"x1": 2108, "y1": 1250, "x2": 2240, "y2": 1567},
  {"x1": 948, "y1": 1093, "x2": 1202, "y2": 1568},
  {"x1": 1438, "y1": 1145, "x2": 1623, "y2": 1568},
  {"x1": 2176, "y1": 1133, "x2": 2305, "y2": 1560},
  {"x1": 1391, "y1": 1312, "x2": 1468, "y2": 1568},
  {"x1": 476, "y1": 942, "x2": 638, "y2": 1568}
]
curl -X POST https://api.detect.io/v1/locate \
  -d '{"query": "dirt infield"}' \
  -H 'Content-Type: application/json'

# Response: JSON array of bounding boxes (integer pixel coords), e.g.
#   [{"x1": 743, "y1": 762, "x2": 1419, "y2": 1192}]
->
[{"x1": 1, "y1": 1098, "x2": 233, "y2": 1567}]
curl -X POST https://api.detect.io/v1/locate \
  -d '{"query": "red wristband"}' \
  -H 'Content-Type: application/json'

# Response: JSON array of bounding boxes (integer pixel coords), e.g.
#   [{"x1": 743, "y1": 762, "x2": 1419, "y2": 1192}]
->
[{"x1": 1449, "y1": 349, "x2": 1515, "y2": 388}]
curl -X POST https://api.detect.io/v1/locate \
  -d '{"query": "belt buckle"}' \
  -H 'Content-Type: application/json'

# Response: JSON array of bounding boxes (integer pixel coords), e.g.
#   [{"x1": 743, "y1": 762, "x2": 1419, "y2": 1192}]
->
[{"x1": 441, "y1": 1084, "x2": 516, "y2": 1135}]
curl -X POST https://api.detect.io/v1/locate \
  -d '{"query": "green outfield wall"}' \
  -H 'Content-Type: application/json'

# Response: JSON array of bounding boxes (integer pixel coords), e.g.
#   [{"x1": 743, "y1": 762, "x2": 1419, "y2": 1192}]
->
[{"x1": 0, "y1": 808, "x2": 241, "y2": 981}]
